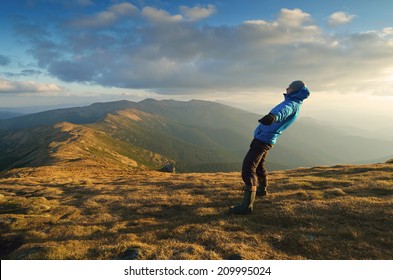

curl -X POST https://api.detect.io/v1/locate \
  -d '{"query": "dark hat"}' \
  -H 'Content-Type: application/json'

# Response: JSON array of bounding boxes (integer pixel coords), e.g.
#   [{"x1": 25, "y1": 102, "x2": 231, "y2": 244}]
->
[{"x1": 288, "y1": 80, "x2": 305, "y2": 92}]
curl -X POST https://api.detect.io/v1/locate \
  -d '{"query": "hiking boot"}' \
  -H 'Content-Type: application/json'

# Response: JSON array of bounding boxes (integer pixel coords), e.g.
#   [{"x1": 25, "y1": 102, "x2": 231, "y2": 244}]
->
[
  {"x1": 256, "y1": 186, "x2": 268, "y2": 197},
  {"x1": 229, "y1": 186, "x2": 257, "y2": 215}
]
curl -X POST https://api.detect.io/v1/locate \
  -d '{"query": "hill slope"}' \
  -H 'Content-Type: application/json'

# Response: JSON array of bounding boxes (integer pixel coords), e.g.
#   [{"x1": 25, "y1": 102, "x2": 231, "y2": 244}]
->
[
  {"x1": 0, "y1": 121, "x2": 170, "y2": 172},
  {"x1": 0, "y1": 100, "x2": 138, "y2": 130},
  {"x1": 0, "y1": 162, "x2": 392, "y2": 260},
  {"x1": 0, "y1": 108, "x2": 248, "y2": 173},
  {"x1": 1, "y1": 99, "x2": 392, "y2": 171},
  {"x1": 0, "y1": 111, "x2": 23, "y2": 120}
]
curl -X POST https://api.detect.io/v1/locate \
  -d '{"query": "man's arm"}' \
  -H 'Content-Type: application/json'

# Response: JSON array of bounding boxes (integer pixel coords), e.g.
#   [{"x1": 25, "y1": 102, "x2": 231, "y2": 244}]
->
[
  {"x1": 259, "y1": 101, "x2": 295, "y2": 125},
  {"x1": 258, "y1": 113, "x2": 276, "y2": 125}
]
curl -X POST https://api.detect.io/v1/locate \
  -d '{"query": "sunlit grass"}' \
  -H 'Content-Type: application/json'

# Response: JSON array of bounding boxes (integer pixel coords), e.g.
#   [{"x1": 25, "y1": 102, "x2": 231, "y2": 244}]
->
[{"x1": 1, "y1": 162, "x2": 392, "y2": 259}]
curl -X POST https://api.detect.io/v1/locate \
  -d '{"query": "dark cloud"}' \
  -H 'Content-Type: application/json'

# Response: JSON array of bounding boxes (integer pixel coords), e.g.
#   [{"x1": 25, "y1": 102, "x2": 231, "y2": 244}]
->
[
  {"x1": 12, "y1": 4, "x2": 393, "y2": 95},
  {"x1": 13, "y1": 22, "x2": 50, "y2": 38},
  {"x1": 0, "y1": 55, "x2": 11, "y2": 66},
  {"x1": 3, "y1": 69, "x2": 43, "y2": 78},
  {"x1": 48, "y1": 60, "x2": 98, "y2": 82}
]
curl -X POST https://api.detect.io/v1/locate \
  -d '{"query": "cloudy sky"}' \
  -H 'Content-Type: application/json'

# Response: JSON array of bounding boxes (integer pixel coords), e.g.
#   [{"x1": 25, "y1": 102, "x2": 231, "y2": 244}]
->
[{"x1": 1, "y1": 0, "x2": 393, "y2": 126}]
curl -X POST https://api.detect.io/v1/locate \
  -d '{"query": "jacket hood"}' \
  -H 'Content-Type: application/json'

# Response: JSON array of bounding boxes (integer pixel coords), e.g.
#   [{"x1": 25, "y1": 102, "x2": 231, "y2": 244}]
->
[{"x1": 286, "y1": 86, "x2": 310, "y2": 102}]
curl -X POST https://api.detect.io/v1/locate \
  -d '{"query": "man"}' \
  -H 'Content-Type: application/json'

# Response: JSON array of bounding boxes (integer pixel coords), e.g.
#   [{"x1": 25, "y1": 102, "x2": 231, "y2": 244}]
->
[{"x1": 230, "y1": 80, "x2": 310, "y2": 215}]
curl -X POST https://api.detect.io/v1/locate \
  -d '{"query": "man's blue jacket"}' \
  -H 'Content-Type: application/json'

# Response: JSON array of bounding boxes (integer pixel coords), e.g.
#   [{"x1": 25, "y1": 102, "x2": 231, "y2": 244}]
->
[{"x1": 254, "y1": 86, "x2": 310, "y2": 145}]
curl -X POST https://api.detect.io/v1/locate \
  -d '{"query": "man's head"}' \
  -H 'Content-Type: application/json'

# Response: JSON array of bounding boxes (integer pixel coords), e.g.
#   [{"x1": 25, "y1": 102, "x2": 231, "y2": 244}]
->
[{"x1": 286, "y1": 80, "x2": 305, "y2": 93}]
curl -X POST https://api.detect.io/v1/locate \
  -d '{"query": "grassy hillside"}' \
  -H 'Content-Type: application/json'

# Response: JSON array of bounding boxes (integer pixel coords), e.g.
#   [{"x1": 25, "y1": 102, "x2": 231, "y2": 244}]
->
[
  {"x1": 0, "y1": 101, "x2": 254, "y2": 172},
  {"x1": 91, "y1": 109, "x2": 247, "y2": 172},
  {"x1": 0, "y1": 109, "x2": 248, "y2": 173},
  {"x1": 1, "y1": 99, "x2": 392, "y2": 171},
  {"x1": 0, "y1": 121, "x2": 171, "y2": 172},
  {"x1": 1, "y1": 161, "x2": 392, "y2": 260},
  {"x1": 0, "y1": 100, "x2": 138, "y2": 130}
]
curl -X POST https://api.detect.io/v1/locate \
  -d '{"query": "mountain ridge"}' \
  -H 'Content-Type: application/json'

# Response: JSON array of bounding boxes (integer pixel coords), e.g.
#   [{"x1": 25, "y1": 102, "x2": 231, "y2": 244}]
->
[
  {"x1": 0, "y1": 100, "x2": 138, "y2": 131},
  {"x1": 0, "y1": 111, "x2": 23, "y2": 120},
  {"x1": 0, "y1": 121, "x2": 145, "y2": 171},
  {"x1": 1, "y1": 99, "x2": 392, "y2": 172}
]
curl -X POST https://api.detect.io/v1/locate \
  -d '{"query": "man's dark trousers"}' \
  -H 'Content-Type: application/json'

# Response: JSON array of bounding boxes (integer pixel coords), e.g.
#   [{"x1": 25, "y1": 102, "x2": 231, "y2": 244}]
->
[{"x1": 242, "y1": 138, "x2": 273, "y2": 187}]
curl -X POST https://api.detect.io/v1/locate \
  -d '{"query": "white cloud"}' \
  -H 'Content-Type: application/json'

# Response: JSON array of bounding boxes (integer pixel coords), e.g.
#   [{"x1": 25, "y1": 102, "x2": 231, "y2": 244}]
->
[
  {"x1": 278, "y1": 8, "x2": 312, "y2": 28},
  {"x1": 142, "y1": 7, "x2": 183, "y2": 23},
  {"x1": 14, "y1": 6, "x2": 393, "y2": 97},
  {"x1": 329, "y1": 11, "x2": 356, "y2": 26},
  {"x1": 242, "y1": 8, "x2": 322, "y2": 45},
  {"x1": 142, "y1": 4, "x2": 216, "y2": 24},
  {"x1": 179, "y1": 4, "x2": 216, "y2": 21},
  {"x1": 0, "y1": 77, "x2": 64, "y2": 94},
  {"x1": 68, "y1": 2, "x2": 138, "y2": 28},
  {"x1": 382, "y1": 27, "x2": 393, "y2": 36}
]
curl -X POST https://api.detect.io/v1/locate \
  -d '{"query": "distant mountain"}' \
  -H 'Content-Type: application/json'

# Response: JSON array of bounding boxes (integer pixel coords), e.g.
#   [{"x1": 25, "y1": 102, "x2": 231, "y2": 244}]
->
[
  {"x1": 0, "y1": 103, "x2": 249, "y2": 172},
  {"x1": 372, "y1": 127, "x2": 393, "y2": 140},
  {"x1": 1, "y1": 99, "x2": 392, "y2": 172},
  {"x1": 277, "y1": 118, "x2": 393, "y2": 165},
  {"x1": 0, "y1": 100, "x2": 138, "y2": 130},
  {"x1": 0, "y1": 111, "x2": 23, "y2": 119},
  {"x1": 90, "y1": 109, "x2": 249, "y2": 172}
]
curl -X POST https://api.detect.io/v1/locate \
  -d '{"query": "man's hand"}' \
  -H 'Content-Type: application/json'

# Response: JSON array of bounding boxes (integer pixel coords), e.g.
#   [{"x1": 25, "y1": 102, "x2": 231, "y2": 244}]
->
[{"x1": 258, "y1": 113, "x2": 276, "y2": 125}]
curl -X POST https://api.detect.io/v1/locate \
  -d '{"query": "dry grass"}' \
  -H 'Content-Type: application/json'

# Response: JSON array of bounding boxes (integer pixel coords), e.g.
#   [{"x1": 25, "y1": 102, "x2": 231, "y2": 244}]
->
[{"x1": 1, "y1": 163, "x2": 392, "y2": 260}]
